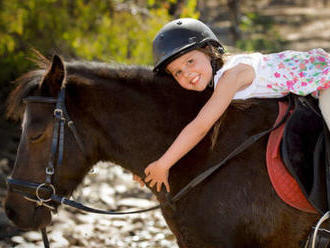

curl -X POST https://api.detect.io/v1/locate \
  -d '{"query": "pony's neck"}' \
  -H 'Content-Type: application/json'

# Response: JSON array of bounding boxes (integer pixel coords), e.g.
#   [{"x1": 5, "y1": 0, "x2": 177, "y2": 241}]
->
[{"x1": 66, "y1": 66, "x2": 212, "y2": 177}]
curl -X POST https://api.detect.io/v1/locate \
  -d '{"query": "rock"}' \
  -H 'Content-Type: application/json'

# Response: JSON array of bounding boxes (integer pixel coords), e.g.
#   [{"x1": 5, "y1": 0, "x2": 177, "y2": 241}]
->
[
  {"x1": 50, "y1": 231, "x2": 70, "y2": 247},
  {"x1": 15, "y1": 244, "x2": 38, "y2": 248},
  {"x1": 154, "y1": 232, "x2": 166, "y2": 240},
  {"x1": 114, "y1": 184, "x2": 127, "y2": 194},
  {"x1": 111, "y1": 219, "x2": 127, "y2": 228},
  {"x1": 76, "y1": 213, "x2": 97, "y2": 224},
  {"x1": 99, "y1": 182, "x2": 115, "y2": 196},
  {"x1": 160, "y1": 239, "x2": 173, "y2": 247},
  {"x1": 22, "y1": 231, "x2": 41, "y2": 242},
  {"x1": 11, "y1": 235, "x2": 25, "y2": 244},
  {"x1": 117, "y1": 197, "x2": 155, "y2": 208},
  {"x1": 100, "y1": 194, "x2": 116, "y2": 208}
]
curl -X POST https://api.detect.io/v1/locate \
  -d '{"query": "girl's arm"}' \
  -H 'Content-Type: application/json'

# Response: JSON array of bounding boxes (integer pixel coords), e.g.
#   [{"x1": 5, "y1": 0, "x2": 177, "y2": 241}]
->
[{"x1": 144, "y1": 63, "x2": 255, "y2": 192}]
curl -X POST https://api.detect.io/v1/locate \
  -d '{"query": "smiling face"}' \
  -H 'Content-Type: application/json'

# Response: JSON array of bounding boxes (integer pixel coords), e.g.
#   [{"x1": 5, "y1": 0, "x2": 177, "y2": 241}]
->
[{"x1": 166, "y1": 49, "x2": 213, "y2": 91}]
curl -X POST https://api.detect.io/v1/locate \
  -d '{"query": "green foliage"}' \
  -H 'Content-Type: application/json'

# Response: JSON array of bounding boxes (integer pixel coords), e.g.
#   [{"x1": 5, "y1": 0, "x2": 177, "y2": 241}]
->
[
  {"x1": 0, "y1": 0, "x2": 199, "y2": 92},
  {"x1": 180, "y1": 0, "x2": 199, "y2": 19},
  {"x1": 236, "y1": 12, "x2": 287, "y2": 53}
]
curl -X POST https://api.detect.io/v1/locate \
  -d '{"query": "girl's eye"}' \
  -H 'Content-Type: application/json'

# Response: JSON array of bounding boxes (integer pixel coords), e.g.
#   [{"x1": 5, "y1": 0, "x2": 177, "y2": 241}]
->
[
  {"x1": 187, "y1": 59, "x2": 193, "y2": 64},
  {"x1": 175, "y1": 71, "x2": 182, "y2": 77}
]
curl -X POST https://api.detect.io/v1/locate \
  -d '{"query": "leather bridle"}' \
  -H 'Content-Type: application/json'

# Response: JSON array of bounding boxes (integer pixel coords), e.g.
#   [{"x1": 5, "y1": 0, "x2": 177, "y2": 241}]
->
[
  {"x1": 6, "y1": 87, "x2": 293, "y2": 248},
  {"x1": 7, "y1": 88, "x2": 85, "y2": 210},
  {"x1": 7, "y1": 87, "x2": 162, "y2": 214}
]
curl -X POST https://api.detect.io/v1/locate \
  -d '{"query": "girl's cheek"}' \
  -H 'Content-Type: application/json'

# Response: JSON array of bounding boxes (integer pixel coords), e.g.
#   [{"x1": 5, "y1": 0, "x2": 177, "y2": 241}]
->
[{"x1": 179, "y1": 80, "x2": 190, "y2": 90}]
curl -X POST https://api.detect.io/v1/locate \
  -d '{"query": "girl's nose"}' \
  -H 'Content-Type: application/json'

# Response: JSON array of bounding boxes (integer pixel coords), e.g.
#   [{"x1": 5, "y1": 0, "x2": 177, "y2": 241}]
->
[{"x1": 183, "y1": 70, "x2": 192, "y2": 78}]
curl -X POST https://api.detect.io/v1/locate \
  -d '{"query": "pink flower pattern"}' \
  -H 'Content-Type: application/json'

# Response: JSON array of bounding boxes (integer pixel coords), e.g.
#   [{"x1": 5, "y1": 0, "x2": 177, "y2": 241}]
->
[
  {"x1": 274, "y1": 72, "x2": 281, "y2": 78},
  {"x1": 262, "y1": 48, "x2": 330, "y2": 96}
]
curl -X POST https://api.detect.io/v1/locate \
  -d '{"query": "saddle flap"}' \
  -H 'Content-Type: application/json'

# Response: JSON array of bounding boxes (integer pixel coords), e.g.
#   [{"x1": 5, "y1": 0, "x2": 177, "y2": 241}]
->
[{"x1": 281, "y1": 96, "x2": 328, "y2": 213}]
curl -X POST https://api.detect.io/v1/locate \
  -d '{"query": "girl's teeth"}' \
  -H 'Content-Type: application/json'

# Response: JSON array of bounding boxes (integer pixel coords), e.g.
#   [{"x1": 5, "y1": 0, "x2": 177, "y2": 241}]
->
[{"x1": 192, "y1": 76, "x2": 199, "y2": 83}]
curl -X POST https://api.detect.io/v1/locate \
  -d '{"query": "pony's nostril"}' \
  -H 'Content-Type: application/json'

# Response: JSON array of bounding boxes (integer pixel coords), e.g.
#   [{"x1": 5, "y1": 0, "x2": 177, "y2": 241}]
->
[{"x1": 4, "y1": 204, "x2": 17, "y2": 221}]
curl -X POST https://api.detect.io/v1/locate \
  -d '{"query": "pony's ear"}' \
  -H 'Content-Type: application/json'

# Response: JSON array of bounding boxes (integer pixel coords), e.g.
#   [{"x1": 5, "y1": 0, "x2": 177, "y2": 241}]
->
[{"x1": 40, "y1": 54, "x2": 65, "y2": 97}]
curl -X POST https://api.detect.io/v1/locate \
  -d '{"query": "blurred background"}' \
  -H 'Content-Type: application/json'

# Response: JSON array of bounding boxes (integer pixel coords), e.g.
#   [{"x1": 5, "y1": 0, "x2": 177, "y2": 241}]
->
[{"x1": 0, "y1": 0, "x2": 329, "y2": 247}]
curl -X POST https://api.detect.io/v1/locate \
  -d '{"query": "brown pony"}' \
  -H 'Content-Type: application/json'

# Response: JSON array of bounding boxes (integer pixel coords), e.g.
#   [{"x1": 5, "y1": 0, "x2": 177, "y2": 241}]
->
[{"x1": 4, "y1": 54, "x2": 320, "y2": 247}]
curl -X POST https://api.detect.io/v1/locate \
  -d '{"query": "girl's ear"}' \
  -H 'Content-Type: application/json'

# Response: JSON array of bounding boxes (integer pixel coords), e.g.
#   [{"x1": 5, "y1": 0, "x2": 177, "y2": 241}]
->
[{"x1": 40, "y1": 54, "x2": 65, "y2": 97}]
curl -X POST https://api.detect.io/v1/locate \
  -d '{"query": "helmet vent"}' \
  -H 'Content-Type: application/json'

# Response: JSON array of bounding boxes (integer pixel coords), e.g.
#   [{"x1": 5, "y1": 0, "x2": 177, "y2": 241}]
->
[{"x1": 188, "y1": 37, "x2": 197, "y2": 43}]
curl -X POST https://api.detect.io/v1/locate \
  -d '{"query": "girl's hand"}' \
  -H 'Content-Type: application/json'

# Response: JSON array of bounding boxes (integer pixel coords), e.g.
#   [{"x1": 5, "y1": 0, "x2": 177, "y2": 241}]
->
[
  {"x1": 132, "y1": 174, "x2": 145, "y2": 187},
  {"x1": 144, "y1": 160, "x2": 170, "y2": 192}
]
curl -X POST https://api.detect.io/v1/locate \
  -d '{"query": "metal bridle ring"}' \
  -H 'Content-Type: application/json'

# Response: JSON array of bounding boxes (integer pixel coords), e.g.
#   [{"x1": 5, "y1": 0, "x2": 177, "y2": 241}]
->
[{"x1": 35, "y1": 183, "x2": 56, "y2": 202}]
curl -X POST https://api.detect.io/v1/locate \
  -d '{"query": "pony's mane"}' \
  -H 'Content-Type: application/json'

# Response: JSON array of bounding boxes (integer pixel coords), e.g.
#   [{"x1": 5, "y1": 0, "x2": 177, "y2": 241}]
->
[
  {"x1": 6, "y1": 52, "x2": 172, "y2": 121},
  {"x1": 65, "y1": 60, "x2": 157, "y2": 87},
  {"x1": 6, "y1": 50, "x2": 50, "y2": 120}
]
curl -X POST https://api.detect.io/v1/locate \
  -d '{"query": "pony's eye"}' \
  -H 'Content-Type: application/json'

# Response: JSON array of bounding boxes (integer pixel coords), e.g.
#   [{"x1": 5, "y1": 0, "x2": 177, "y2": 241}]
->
[{"x1": 30, "y1": 133, "x2": 44, "y2": 143}]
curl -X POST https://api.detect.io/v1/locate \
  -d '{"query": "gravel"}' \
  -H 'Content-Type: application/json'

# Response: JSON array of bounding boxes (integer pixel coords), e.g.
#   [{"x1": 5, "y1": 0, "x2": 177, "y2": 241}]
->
[{"x1": 0, "y1": 161, "x2": 179, "y2": 248}]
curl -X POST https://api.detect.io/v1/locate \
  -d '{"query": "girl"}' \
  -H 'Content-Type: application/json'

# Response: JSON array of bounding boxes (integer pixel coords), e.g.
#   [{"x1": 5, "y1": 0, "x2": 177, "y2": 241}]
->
[{"x1": 136, "y1": 18, "x2": 330, "y2": 192}]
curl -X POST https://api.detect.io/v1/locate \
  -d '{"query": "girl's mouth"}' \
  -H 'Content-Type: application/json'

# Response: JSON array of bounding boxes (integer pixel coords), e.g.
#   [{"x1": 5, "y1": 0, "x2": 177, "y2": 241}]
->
[{"x1": 190, "y1": 75, "x2": 200, "y2": 85}]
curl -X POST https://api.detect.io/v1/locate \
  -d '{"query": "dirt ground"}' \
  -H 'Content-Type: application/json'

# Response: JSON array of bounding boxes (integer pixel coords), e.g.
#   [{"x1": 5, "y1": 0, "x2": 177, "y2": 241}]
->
[
  {"x1": 0, "y1": 162, "x2": 178, "y2": 248},
  {"x1": 0, "y1": 3, "x2": 330, "y2": 248}
]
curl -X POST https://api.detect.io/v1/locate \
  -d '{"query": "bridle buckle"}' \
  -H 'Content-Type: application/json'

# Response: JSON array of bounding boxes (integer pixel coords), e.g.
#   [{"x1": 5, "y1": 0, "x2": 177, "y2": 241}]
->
[
  {"x1": 54, "y1": 108, "x2": 64, "y2": 120},
  {"x1": 46, "y1": 167, "x2": 54, "y2": 175},
  {"x1": 23, "y1": 183, "x2": 56, "y2": 210},
  {"x1": 35, "y1": 183, "x2": 56, "y2": 203}
]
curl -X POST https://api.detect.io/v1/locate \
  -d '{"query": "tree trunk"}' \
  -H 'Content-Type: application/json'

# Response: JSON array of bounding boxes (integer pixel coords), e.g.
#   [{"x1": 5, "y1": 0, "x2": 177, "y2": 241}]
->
[{"x1": 227, "y1": 0, "x2": 242, "y2": 41}]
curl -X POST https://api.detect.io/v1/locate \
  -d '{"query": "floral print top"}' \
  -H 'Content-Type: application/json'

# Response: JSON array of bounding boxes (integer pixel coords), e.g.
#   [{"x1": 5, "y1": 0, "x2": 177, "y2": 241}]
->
[{"x1": 213, "y1": 48, "x2": 330, "y2": 99}]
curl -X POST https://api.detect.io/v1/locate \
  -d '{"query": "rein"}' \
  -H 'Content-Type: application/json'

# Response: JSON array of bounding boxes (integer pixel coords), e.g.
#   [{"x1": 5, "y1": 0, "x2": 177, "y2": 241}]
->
[{"x1": 6, "y1": 88, "x2": 292, "y2": 248}]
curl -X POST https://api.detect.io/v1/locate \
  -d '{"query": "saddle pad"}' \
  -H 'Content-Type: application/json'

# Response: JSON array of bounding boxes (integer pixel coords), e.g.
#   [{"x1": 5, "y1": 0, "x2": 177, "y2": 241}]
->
[{"x1": 266, "y1": 101, "x2": 317, "y2": 213}]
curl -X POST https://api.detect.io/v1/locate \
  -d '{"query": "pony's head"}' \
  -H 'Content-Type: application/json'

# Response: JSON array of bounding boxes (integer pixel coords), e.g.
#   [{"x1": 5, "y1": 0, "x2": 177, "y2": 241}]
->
[{"x1": 4, "y1": 54, "x2": 91, "y2": 229}]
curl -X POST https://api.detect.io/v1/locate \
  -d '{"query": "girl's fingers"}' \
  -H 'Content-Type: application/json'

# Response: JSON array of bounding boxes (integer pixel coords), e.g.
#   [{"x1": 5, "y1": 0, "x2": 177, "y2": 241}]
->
[
  {"x1": 144, "y1": 167, "x2": 150, "y2": 175},
  {"x1": 144, "y1": 175, "x2": 152, "y2": 183},
  {"x1": 132, "y1": 174, "x2": 145, "y2": 187},
  {"x1": 164, "y1": 181, "x2": 170, "y2": 192},
  {"x1": 157, "y1": 182, "x2": 162, "y2": 192},
  {"x1": 149, "y1": 180, "x2": 156, "y2": 188},
  {"x1": 133, "y1": 174, "x2": 140, "y2": 181}
]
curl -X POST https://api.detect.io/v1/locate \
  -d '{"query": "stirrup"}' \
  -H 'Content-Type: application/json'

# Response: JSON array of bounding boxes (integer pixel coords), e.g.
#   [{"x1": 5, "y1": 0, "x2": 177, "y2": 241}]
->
[{"x1": 312, "y1": 211, "x2": 330, "y2": 248}]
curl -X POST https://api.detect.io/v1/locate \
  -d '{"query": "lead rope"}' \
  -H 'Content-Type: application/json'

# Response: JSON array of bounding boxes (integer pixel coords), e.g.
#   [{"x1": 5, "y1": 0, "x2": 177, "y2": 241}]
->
[{"x1": 41, "y1": 228, "x2": 50, "y2": 248}]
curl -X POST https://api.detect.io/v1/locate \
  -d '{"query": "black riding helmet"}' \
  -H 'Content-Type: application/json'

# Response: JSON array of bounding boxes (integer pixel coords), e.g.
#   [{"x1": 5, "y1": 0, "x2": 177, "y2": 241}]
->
[{"x1": 153, "y1": 18, "x2": 225, "y2": 73}]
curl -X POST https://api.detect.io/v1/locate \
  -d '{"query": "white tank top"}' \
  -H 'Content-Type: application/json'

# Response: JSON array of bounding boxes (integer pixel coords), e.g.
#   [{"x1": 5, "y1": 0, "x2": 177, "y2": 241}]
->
[{"x1": 213, "y1": 53, "x2": 285, "y2": 100}]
